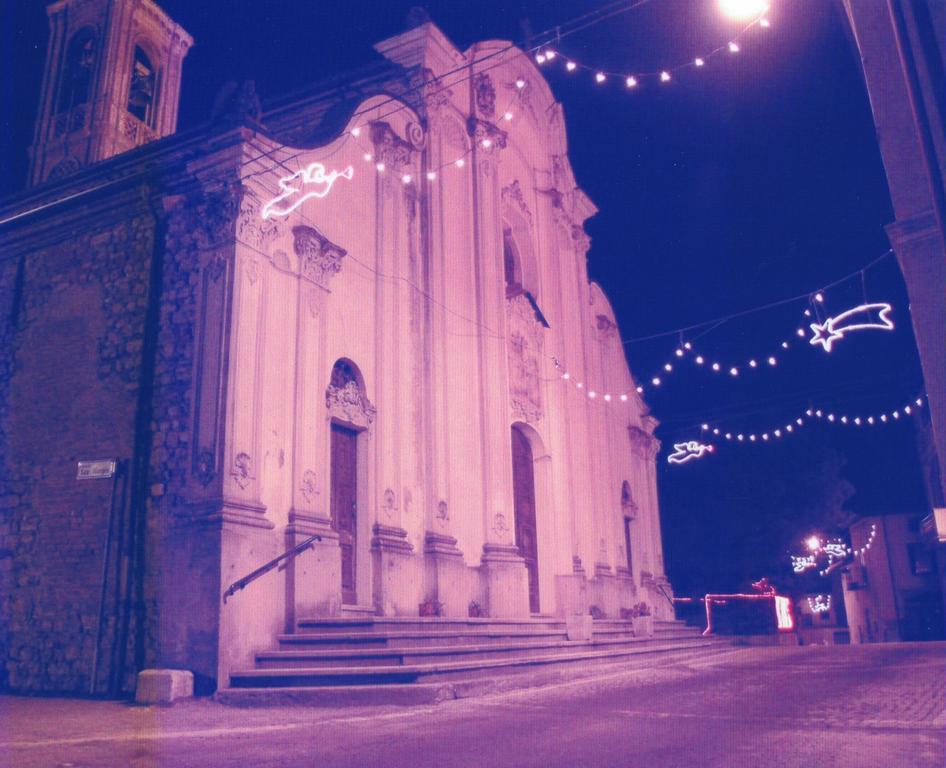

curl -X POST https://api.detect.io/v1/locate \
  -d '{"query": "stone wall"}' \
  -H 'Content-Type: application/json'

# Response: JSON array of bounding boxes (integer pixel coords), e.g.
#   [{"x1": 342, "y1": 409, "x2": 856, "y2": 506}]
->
[{"x1": 0, "y1": 207, "x2": 155, "y2": 693}]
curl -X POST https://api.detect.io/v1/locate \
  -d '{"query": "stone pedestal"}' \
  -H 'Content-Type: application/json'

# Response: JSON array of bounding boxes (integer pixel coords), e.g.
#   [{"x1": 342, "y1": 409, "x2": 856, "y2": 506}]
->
[
  {"x1": 371, "y1": 524, "x2": 419, "y2": 616},
  {"x1": 423, "y1": 532, "x2": 473, "y2": 617},
  {"x1": 285, "y1": 513, "x2": 341, "y2": 625},
  {"x1": 590, "y1": 565, "x2": 619, "y2": 618},
  {"x1": 479, "y1": 543, "x2": 529, "y2": 617}
]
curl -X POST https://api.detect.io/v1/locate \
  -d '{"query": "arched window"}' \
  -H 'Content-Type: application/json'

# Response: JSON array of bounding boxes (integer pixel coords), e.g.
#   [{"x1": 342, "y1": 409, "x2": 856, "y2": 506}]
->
[
  {"x1": 127, "y1": 46, "x2": 157, "y2": 125},
  {"x1": 503, "y1": 228, "x2": 522, "y2": 297},
  {"x1": 58, "y1": 29, "x2": 97, "y2": 113},
  {"x1": 330, "y1": 359, "x2": 359, "y2": 391}
]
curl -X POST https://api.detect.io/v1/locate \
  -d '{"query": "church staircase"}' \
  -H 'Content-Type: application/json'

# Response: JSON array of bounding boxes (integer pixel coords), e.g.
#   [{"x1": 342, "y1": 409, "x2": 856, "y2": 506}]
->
[{"x1": 219, "y1": 615, "x2": 731, "y2": 705}]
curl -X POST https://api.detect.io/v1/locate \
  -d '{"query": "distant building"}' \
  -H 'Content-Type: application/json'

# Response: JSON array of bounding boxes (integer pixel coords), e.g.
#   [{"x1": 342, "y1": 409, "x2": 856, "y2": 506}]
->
[
  {"x1": 796, "y1": 589, "x2": 849, "y2": 646},
  {"x1": 841, "y1": 515, "x2": 945, "y2": 643},
  {"x1": 0, "y1": 0, "x2": 673, "y2": 695}
]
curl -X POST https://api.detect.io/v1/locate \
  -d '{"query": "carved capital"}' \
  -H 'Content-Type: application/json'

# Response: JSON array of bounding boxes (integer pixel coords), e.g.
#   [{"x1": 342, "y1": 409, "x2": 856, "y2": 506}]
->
[
  {"x1": 292, "y1": 225, "x2": 347, "y2": 287},
  {"x1": 370, "y1": 121, "x2": 415, "y2": 171},
  {"x1": 466, "y1": 117, "x2": 507, "y2": 154},
  {"x1": 628, "y1": 426, "x2": 660, "y2": 461}
]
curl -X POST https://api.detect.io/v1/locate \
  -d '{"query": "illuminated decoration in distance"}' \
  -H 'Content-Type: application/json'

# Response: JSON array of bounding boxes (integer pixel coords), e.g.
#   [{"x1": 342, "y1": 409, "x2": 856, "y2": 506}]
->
[
  {"x1": 791, "y1": 555, "x2": 816, "y2": 574},
  {"x1": 809, "y1": 303, "x2": 894, "y2": 352},
  {"x1": 808, "y1": 595, "x2": 831, "y2": 614},
  {"x1": 774, "y1": 596, "x2": 794, "y2": 631},
  {"x1": 667, "y1": 441, "x2": 714, "y2": 465},
  {"x1": 261, "y1": 162, "x2": 354, "y2": 220}
]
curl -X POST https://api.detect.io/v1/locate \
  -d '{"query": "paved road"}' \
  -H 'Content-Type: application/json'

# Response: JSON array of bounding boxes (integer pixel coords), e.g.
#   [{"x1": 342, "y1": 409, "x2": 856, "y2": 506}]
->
[{"x1": 3, "y1": 643, "x2": 944, "y2": 767}]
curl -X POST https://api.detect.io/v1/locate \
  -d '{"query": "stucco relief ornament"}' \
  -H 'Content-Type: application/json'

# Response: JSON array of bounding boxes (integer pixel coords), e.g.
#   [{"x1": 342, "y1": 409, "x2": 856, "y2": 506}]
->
[
  {"x1": 325, "y1": 382, "x2": 376, "y2": 430},
  {"x1": 292, "y1": 225, "x2": 347, "y2": 287},
  {"x1": 300, "y1": 470, "x2": 319, "y2": 504},
  {"x1": 501, "y1": 180, "x2": 532, "y2": 225},
  {"x1": 382, "y1": 488, "x2": 398, "y2": 520},
  {"x1": 231, "y1": 452, "x2": 253, "y2": 489},
  {"x1": 506, "y1": 295, "x2": 543, "y2": 423},
  {"x1": 193, "y1": 181, "x2": 242, "y2": 249},
  {"x1": 628, "y1": 426, "x2": 661, "y2": 461},
  {"x1": 407, "y1": 67, "x2": 453, "y2": 117},
  {"x1": 492, "y1": 513, "x2": 511, "y2": 539},
  {"x1": 473, "y1": 72, "x2": 496, "y2": 117},
  {"x1": 194, "y1": 448, "x2": 216, "y2": 487}
]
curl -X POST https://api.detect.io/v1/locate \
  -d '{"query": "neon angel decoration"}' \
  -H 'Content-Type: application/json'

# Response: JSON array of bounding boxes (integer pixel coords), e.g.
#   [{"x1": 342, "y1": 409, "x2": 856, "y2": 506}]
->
[
  {"x1": 667, "y1": 440, "x2": 714, "y2": 465},
  {"x1": 809, "y1": 303, "x2": 894, "y2": 352},
  {"x1": 261, "y1": 162, "x2": 354, "y2": 220}
]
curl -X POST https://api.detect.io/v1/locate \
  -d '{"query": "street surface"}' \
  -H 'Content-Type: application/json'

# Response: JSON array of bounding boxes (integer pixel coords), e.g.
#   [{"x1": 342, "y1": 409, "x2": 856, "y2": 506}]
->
[{"x1": 2, "y1": 643, "x2": 944, "y2": 768}]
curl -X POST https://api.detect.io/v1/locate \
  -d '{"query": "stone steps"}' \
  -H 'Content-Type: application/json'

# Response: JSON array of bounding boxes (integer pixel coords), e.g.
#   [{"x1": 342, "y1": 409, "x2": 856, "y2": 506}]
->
[
  {"x1": 220, "y1": 615, "x2": 723, "y2": 705},
  {"x1": 256, "y1": 634, "x2": 694, "y2": 669},
  {"x1": 230, "y1": 638, "x2": 725, "y2": 689}
]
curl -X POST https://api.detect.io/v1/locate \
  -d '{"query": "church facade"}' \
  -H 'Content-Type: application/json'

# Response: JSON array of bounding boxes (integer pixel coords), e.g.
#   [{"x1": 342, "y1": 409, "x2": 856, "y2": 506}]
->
[{"x1": 0, "y1": 0, "x2": 672, "y2": 694}]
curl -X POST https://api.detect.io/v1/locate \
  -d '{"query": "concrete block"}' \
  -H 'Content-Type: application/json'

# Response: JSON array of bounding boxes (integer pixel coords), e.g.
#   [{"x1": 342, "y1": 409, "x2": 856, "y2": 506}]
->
[
  {"x1": 565, "y1": 614, "x2": 593, "y2": 641},
  {"x1": 135, "y1": 669, "x2": 194, "y2": 704}
]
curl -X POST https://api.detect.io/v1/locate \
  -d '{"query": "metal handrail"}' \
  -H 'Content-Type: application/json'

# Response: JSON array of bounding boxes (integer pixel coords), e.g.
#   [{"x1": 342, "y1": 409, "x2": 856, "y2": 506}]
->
[
  {"x1": 222, "y1": 534, "x2": 321, "y2": 603},
  {"x1": 656, "y1": 582, "x2": 676, "y2": 611}
]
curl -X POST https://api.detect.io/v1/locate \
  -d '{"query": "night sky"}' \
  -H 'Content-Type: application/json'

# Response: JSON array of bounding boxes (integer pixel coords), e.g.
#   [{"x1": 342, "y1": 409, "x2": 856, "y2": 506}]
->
[{"x1": 1, "y1": 0, "x2": 930, "y2": 594}]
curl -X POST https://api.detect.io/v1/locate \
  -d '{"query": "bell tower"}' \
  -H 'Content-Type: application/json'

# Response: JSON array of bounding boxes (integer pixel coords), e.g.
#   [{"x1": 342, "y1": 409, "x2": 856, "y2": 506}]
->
[{"x1": 28, "y1": 0, "x2": 192, "y2": 187}]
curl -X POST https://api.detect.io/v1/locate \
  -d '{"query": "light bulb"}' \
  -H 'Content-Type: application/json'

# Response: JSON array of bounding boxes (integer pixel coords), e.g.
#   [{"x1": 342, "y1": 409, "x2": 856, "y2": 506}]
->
[
  {"x1": 684, "y1": 342, "x2": 693, "y2": 350},
  {"x1": 651, "y1": 377, "x2": 661, "y2": 386},
  {"x1": 455, "y1": 158, "x2": 465, "y2": 168},
  {"x1": 702, "y1": 424, "x2": 710, "y2": 431},
  {"x1": 664, "y1": 363, "x2": 673, "y2": 372},
  {"x1": 566, "y1": 61, "x2": 577, "y2": 72},
  {"x1": 768, "y1": 356, "x2": 776, "y2": 366},
  {"x1": 603, "y1": 394, "x2": 611, "y2": 402},
  {"x1": 596, "y1": 72, "x2": 606, "y2": 84},
  {"x1": 728, "y1": 42, "x2": 740, "y2": 53},
  {"x1": 427, "y1": 171, "x2": 437, "y2": 181},
  {"x1": 675, "y1": 349, "x2": 684, "y2": 357},
  {"x1": 718, "y1": 0, "x2": 769, "y2": 21},
  {"x1": 760, "y1": 17, "x2": 770, "y2": 27},
  {"x1": 797, "y1": 328, "x2": 806, "y2": 337},
  {"x1": 351, "y1": 127, "x2": 361, "y2": 137},
  {"x1": 504, "y1": 111, "x2": 513, "y2": 121},
  {"x1": 749, "y1": 360, "x2": 757, "y2": 367},
  {"x1": 620, "y1": 394, "x2": 628, "y2": 402},
  {"x1": 546, "y1": 50, "x2": 556, "y2": 60},
  {"x1": 562, "y1": 372, "x2": 570, "y2": 380},
  {"x1": 815, "y1": 292, "x2": 824, "y2": 303},
  {"x1": 375, "y1": 162, "x2": 386, "y2": 172},
  {"x1": 636, "y1": 386, "x2": 644, "y2": 394},
  {"x1": 660, "y1": 71, "x2": 671, "y2": 82},
  {"x1": 536, "y1": 54, "x2": 546, "y2": 64},
  {"x1": 695, "y1": 58, "x2": 705, "y2": 67},
  {"x1": 712, "y1": 362, "x2": 721, "y2": 371},
  {"x1": 363, "y1": 153, "x2": 373, "y2": 162},
  {"x1": 516, "y1": 79, "x2": 526, "y2": 89},
  {"x1": 782, "y1": 341, "x2": 789, "y2": 349},
  {"x1": 401, "y1": 174, "x2": 412, "y2": 184},
  {"x1": 481, "y1": 139, "x2": 492, "y2": 149},
  {"x1": 696, "y1": 356, "x2": 705, "y2": 364},
  {"x1": 730, "y1": 367, "x2": 738, "y2": 376},
  {"x1": 588, "y1": 391, "x2": 596, "y2": 399}
]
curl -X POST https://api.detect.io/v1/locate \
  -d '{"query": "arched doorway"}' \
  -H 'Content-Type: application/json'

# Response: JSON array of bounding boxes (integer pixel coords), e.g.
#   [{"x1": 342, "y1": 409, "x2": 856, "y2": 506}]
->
[
  {"x1": 326, "y1": 359, "x2": 372, "y2": 606},
  {"x1": 511, "y1": 425, "x2": 540, "y2": 613}
]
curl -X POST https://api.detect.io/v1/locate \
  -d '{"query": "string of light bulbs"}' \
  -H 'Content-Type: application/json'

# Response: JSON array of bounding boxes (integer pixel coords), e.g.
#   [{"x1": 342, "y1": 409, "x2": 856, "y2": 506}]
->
[
  {"x1": 532, "y1": 11, "x2": 770, "y2": 91},
  {"x1": 698, "y1": 395, "x2": 926, "y2": 446}
]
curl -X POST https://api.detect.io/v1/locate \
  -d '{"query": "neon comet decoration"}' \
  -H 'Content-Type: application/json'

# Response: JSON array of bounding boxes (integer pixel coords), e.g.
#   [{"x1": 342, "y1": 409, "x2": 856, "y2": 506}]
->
[
  {"x1": 809, "y1": 303, "x2": 894, "y2": 352},
  {"x1": 667, "y1": 441, "x2": 714, "y2": 465},
  {"x1": 261, "y1": 162, "x2": 354, "y2": 220}
]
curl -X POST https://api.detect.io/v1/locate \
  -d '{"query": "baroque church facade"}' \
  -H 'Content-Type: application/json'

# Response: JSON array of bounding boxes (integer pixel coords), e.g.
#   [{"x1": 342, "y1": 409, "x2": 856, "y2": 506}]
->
[{"x1": 0, "y1": 0, "x2": 673, "y2": 694}]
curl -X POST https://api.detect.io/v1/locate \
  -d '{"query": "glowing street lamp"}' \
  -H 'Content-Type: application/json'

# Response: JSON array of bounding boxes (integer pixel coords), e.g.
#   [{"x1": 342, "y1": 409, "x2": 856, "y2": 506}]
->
[
  {"x1": 718, "y1": 0, "x2": 769, "y2": 21},
  {"x1": 805, "y1": 535, "x2": 821, "y2": 553}
]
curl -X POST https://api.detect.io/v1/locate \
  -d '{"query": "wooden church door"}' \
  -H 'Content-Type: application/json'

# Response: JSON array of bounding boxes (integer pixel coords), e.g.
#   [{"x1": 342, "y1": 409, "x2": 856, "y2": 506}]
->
[
  {"x1": 331, "y1": 423, "x2": 358, "y2": 605},
  {"x1": 512, "y1": 427, "x2": 540, "y2": 614}
]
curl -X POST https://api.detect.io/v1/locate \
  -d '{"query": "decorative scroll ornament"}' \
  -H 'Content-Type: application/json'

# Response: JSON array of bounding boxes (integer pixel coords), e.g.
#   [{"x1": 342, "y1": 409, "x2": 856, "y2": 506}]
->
[
  {"x1": 473, "y1": 72, "x2": 497, "y2": 117},
  {"x1": 261, "y1": 162, "x2": 354, "y2": 220},
  {"x1": 231, "y1": 452, "x2": 252, "y2": 489},
  {"x1": 300, "y1": 470, "x2": 319, "y2": 504},
  {"x1": 809, "y1": 303, "x2": 894, "y2": 352},
  {"x1": 667, "y1": 440, "x2": 714, "y2": 465},
  {"x1": 502, "y1": 180, "x2": 532, "y2": 224}
]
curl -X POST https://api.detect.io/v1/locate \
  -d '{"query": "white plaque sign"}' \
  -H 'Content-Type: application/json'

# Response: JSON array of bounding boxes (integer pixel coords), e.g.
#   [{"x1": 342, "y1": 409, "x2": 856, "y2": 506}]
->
[{"x1": 76, "y1": 459, "x2": 117, "y2": 480}]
